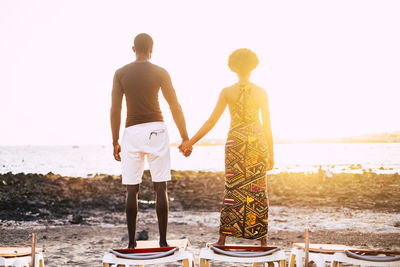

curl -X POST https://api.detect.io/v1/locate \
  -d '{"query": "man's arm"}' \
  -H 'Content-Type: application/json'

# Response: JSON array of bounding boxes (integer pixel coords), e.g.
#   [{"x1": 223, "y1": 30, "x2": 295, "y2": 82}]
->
[
  {"x1": 110, "y1": 71, "x2": 124, "y2": 161},
  {"x1": 160, "y1": 69, "x2": 189, "y2": 141}
]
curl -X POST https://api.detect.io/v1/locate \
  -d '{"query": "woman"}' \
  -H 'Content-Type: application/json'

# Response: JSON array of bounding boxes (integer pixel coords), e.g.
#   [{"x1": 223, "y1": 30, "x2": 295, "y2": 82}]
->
[{"x1": 180, "y1": 48, "x2": 274, "y2": 246}]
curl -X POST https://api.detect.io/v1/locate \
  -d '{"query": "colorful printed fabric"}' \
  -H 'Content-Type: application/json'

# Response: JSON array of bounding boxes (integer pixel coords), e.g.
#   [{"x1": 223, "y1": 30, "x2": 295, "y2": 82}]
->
[{"x1": 220, "y1": 84, "x2": 269, "y2": 240}]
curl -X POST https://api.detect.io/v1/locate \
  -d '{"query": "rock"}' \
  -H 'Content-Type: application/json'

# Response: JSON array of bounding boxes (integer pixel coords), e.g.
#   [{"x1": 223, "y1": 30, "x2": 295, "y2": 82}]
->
[
  {"x1": 136, "y1": 230, "x2": 148, "y2": 240},
  {"x1": 121, "y1": 234, "x2": 129, "y2": 242},
  {"x1": 121, "y1": 230, "x2": 148, "y2": 242},
  {"x1": 69, "y1": 214, "x2": 83, "y2": 224},
  {"x1": 38, "y1": 208, "x2": 51, "y2": 215},
  {"x1": 0, "y1": 171, "x2": 400, "y2": 223}
]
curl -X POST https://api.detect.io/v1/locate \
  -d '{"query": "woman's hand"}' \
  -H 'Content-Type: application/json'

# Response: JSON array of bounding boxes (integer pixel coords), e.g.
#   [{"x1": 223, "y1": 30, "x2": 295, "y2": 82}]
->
[{"x1": 179, "y1": 140, "x2": 193, "y2": 157}]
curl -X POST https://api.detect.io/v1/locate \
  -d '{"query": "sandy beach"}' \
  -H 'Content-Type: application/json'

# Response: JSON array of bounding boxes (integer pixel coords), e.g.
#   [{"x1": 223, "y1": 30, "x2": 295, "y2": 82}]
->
[
  {"x1": 2, "y1": 0, "x2": 400, "y2": 266},
  {"x1": 1, "y1": 171, "x2": 400, "y2": 266}
]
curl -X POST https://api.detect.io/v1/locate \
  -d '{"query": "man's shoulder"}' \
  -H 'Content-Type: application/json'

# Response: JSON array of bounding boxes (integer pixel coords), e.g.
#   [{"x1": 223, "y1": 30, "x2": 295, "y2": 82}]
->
[
  {"x1": 151, "y1": 64, "x2": 172, "y2": 81},
  {"x1": 150, "y1": 63, "x2": 169, "y2": 75},
  {"x1": 115, "y1": 61, "x2": 136, "y2": 74},
  {"x1": 116, "y1": 62, "x2": 167, "y2": 74},
  {"x1": 114, "y1": 64, "x2": 128, "y2": 78}
]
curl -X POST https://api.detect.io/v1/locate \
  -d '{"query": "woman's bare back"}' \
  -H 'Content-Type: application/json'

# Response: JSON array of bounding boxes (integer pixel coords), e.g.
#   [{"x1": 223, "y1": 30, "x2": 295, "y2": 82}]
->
[{"x1": 223, "y1": 83, "x2": 268, "y2": 115}]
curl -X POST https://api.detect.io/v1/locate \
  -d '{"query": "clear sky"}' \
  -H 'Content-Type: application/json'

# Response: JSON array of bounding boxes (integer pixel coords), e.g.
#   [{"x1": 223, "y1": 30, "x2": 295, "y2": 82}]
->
[{"x1": 1, "y1": 0, "x2": 399, "y2": 145}]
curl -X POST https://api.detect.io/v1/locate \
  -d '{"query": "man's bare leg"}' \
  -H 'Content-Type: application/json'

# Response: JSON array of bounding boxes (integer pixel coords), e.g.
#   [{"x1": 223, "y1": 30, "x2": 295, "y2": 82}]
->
[
  {"x1": 153, "y1": 181, "x2": 169, "y2": 247},
  {"x1": 126, "y1": 184, "x2": 140, "y2": 248}
]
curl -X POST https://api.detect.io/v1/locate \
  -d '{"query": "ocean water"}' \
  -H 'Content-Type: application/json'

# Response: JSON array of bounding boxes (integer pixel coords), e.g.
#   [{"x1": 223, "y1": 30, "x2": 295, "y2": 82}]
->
[{"x1": 0, "y1": 143, "x2": 399, "y2": 177}]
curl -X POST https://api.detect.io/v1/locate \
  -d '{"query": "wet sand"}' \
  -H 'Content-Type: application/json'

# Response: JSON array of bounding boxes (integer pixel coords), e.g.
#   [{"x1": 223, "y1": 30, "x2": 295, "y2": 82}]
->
[
  {"x1": 1, "y1": 171, "x2": 399, "y2": 266},
  {"x1": 1, "y1": 208, "x2": 399, "y2": 266}
]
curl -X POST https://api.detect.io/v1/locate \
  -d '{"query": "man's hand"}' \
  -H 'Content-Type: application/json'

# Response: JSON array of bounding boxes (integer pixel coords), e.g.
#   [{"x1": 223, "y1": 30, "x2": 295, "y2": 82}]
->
[
  {"x1": 179, "y1": 140, "x2": 193, "y2": 157},
  {"x1": 113, "y1": 142, "x2": 121, "y2": 161}
]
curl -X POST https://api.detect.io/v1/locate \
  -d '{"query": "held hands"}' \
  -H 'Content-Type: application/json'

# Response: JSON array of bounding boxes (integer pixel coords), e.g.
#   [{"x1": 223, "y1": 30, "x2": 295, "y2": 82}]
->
[
  {"x1": 179, "y1": 139, "x2": 193, "y2": 157},
  {"x1": 113, "y1": 142, "x2": 121, "y2": 161}
]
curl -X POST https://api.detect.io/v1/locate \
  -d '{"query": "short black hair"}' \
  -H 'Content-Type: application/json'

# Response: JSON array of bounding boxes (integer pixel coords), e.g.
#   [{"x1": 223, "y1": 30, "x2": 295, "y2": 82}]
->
[{"x1": 134, "y1": 33, "x2": 153, "y2": 54}]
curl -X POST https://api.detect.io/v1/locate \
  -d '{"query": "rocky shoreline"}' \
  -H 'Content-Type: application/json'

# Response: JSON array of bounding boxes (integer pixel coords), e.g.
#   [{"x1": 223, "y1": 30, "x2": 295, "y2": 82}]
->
[{"x1": 1, "y1": 171, "x2": 399, "y2": 222}]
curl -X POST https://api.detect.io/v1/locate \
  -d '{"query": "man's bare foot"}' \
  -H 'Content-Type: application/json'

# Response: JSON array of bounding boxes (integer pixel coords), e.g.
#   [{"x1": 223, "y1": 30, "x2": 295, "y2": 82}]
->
[
  {"x1": 260, "y1": 237, "x2": 267, "y2": 247},
  {"x1": 211, "y1": 234, "x2": 226, "y2": 246},
  {"x1": 127, "y1": 240, "x2": 137, "y2": 248},
  {"x1": 160, "y1": 240, "x2": 169, "y2": 247}
]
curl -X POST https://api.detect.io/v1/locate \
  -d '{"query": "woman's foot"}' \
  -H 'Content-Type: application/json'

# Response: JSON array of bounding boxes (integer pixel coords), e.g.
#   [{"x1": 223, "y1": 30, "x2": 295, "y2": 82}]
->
[
  {"x1": 211, "y1": 234, "x2": 226, "y2": 246},
  {"x1": 260, "y1": 237, "x2": 267, "y2": 247}
]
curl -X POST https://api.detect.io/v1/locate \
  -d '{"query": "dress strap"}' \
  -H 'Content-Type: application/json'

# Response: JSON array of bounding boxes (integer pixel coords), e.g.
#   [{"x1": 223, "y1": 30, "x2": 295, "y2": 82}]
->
[{"x1": 239, "y1": 83, "x2": 252, "y2": 94}]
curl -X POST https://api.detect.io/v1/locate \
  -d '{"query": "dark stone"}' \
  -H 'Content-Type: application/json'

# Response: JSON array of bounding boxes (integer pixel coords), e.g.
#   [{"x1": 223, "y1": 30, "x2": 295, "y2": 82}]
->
[
  {"x1": 136, "y1": 230, "x2": 148, "y2": 240},
  {"x1": 69, "y1": 214, "x2": 83, "y2": 224},
  {"x1": 121, "y1": 234, "x2": 129, "y2": 242}
]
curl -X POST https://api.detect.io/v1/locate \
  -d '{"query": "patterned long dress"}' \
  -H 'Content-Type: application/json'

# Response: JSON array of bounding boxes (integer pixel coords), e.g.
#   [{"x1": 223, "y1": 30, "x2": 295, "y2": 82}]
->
[{"x1": 220, "y1": 84, "x2": 269, "y2": 240}]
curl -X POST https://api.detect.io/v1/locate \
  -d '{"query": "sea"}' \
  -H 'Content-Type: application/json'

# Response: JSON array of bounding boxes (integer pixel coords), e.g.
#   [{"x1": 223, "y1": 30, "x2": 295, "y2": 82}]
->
[{"x1": 0, "y1": 143, "x2": 399, "y2": 177}]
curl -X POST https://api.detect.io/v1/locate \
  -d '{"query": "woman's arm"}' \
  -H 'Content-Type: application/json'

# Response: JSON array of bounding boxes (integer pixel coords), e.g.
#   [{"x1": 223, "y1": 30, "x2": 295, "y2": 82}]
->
[
  {"x1": 180, "y1": 90, "x2": 227, "y2": 153},
  {"x1": 260, "y1": 90, "x2": 274, "y2": 170}
]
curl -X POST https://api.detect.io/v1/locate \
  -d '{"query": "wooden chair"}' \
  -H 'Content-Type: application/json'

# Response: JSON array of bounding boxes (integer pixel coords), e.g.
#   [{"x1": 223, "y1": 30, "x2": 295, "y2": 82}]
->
[
  {"x1": 102, "y1": 239, "x2": 194, "y2": 267},
  {"x1": 0, "y1": 233, "x2": 44, "y2": 267},
  {"x1": 0, "y1": 247, "x2": 44, "y2": 267},
  {"x1": 331, "y1": 249, "x2": 400, "y2": 267},
  {"x1": 289, "y1": 243, "x2": 361, "y2": 267},
  {"x1": 199, "y1": 244, "x2": 286, "y2": 267}
]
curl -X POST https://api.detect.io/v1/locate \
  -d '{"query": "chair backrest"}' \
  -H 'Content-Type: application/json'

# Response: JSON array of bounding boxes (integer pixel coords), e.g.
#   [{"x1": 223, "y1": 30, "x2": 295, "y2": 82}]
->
[
  {"x1": 345, "y1": 250, "x2": 400, "y2": 262},
  {"x1": 210, "y1": 246, "x2": 280, "y2": 257},
  {"x1": 109, "y1": 247, "x2": 179, "y2": 260}
]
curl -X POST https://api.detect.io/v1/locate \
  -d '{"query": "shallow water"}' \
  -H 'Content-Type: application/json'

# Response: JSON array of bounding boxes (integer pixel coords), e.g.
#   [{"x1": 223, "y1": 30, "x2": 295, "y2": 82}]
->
[{"x1": 1, "y1": 143, "x2": 400, "y2": 177}]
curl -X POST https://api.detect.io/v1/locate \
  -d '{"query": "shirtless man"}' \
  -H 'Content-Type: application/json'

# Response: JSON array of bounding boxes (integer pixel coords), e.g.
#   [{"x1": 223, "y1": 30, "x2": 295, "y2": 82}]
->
[{"x1": 110, "y1": 33, "x2": 190, "y2": 248}]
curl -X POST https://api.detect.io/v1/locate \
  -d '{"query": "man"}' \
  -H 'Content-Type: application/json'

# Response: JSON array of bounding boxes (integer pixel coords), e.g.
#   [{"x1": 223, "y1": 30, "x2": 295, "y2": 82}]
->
[{"x1": 110, "y1": 33, "x2": 191, "y2": 248}]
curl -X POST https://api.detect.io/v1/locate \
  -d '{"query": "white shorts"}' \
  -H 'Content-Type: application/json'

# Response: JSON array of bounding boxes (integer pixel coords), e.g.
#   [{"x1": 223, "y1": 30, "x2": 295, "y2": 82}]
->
[{"x1": 121, "y1": 122, "x2": 171, "y2": 185}]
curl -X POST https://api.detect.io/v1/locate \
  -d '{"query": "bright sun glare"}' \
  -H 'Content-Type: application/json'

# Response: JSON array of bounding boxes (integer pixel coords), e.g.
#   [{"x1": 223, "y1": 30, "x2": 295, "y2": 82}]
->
[{"x1": 0, "y1": 0, "x2": 399, "y2": 145}]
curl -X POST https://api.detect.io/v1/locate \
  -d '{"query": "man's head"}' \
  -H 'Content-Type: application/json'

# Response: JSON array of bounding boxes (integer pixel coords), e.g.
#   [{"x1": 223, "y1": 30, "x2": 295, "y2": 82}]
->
[{"x1": 133, "y1": 33, "x2": 153, "y2": 56}]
